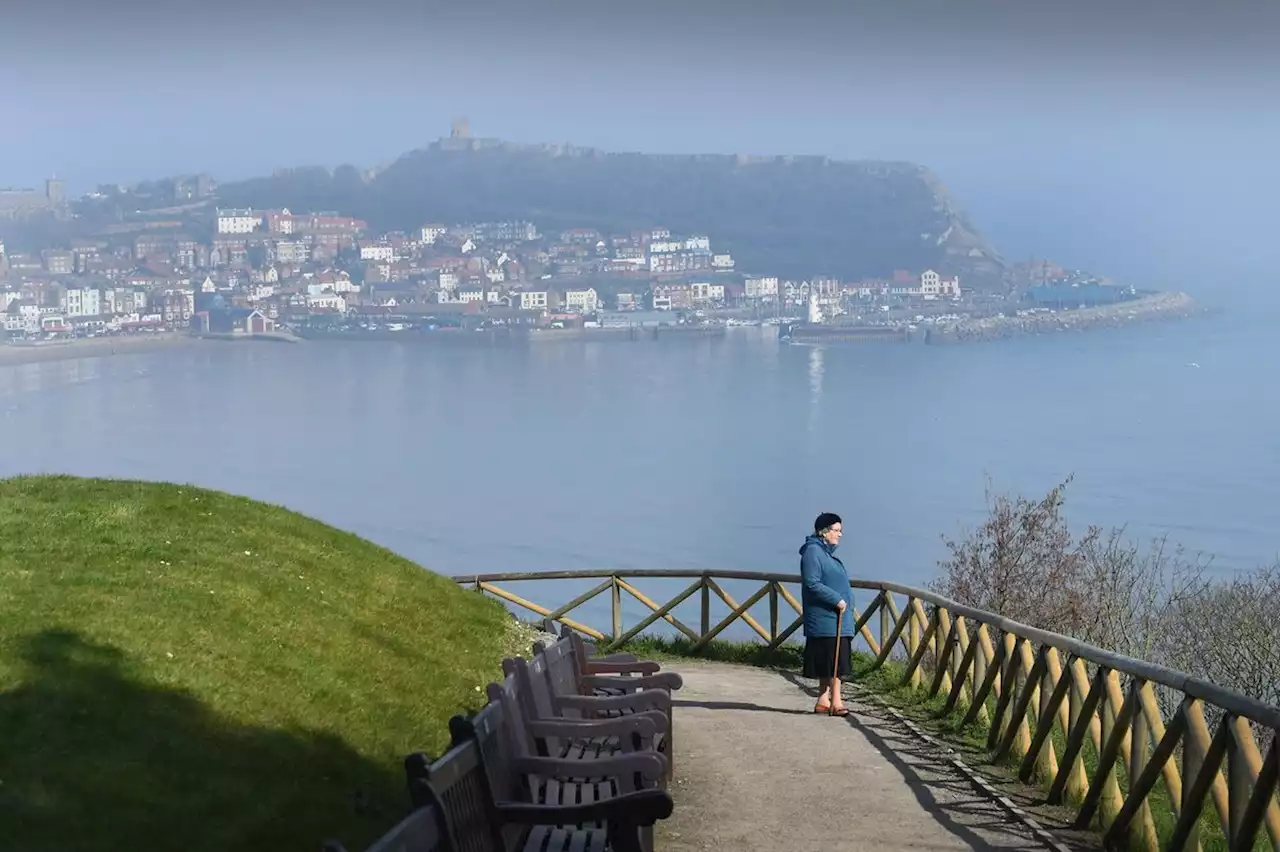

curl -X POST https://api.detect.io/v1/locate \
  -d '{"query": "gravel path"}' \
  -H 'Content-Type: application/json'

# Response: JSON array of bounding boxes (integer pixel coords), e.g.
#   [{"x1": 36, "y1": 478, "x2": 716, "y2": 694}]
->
[{"x1": 655, "y1": 660, "x2": 1096, "y2": 852}]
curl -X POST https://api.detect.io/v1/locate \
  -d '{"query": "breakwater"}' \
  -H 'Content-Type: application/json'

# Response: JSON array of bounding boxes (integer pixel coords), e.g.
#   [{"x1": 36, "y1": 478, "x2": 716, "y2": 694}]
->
[{"x1": 928, "y1": 291, "x2": 1204, "y2": 344}]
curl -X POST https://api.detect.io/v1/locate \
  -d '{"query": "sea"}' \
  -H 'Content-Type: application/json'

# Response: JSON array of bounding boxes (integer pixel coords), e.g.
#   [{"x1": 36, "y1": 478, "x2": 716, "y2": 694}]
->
[{"x1": 3, "y1": 291, "x2": 1278, "y2": 636}]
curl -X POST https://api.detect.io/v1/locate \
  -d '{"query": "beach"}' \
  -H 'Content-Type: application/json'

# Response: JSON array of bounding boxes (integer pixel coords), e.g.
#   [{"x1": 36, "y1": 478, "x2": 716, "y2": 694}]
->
[{"x1": 0, "y1": 333, "x2": 204, "y2": 367}]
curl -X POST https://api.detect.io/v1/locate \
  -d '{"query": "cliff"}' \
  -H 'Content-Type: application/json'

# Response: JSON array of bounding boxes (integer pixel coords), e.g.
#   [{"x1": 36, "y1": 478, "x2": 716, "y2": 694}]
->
[{"x1": 218, "y1": 136, "x2": 1006, "y2": 283}]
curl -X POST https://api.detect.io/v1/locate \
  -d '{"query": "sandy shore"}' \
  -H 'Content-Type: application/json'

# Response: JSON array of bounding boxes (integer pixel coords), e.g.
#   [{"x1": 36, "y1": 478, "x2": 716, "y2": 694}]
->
[{"x1": 0, "y1": 333, "x2": 205, "y2": 366}]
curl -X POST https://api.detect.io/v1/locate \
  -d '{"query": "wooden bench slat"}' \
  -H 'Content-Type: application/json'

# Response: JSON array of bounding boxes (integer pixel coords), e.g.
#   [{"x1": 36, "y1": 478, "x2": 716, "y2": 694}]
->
[{"x1": 523, "y1": 825, "x2": 552, "y2": 852}]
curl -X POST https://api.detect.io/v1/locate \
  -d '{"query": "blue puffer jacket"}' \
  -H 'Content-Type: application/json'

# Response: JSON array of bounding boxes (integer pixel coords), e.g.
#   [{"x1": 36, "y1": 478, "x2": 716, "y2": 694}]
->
[{"x1": 800, "y1": 534, "x2": 854, "y2": 638}]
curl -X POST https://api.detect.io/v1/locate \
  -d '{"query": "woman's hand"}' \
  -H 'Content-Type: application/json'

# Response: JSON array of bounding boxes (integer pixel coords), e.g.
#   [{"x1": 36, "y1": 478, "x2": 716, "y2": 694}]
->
[{"x1": 836, "y1": 600, "x2": 847, "y2": 612}]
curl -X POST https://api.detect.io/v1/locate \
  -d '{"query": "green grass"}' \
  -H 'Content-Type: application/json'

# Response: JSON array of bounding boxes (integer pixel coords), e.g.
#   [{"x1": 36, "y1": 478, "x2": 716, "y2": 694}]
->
[{"x1": 0, "y1": 474, "x2": 529, "y2": 852}]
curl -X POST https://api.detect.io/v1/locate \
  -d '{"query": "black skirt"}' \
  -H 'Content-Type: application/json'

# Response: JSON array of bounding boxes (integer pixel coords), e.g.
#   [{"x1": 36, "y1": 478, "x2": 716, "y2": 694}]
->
[{"x1": 802, "y1": 635, "x2": 852, "y2": 679}]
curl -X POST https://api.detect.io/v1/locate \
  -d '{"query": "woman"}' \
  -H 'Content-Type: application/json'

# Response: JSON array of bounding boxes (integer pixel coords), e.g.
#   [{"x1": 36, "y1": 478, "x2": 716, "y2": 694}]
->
[{"x1": 800, "y1": 511, "x2": 854, "y2": 715}]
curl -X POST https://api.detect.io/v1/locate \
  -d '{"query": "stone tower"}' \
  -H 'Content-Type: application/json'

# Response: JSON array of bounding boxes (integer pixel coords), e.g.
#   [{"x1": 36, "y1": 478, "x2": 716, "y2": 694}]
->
[
  {"x1": 451, "y1": 117, "x2": 470, "y2": 139},
  {"x1": 46, "y1": 177, "x2": 66, "y2": 204}
]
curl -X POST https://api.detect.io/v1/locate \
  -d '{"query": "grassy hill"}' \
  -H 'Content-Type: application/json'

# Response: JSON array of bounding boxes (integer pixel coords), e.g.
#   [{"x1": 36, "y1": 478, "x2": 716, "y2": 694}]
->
[{"x1": 0, "y1": 475, "x2": 524, "y2": 852}]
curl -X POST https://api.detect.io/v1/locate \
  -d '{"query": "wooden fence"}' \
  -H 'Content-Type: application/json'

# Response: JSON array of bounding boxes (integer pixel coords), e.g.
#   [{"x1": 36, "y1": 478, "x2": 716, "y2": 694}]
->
[{"x1": 455, "y1": 569, "x2": 1280, "y2": 852}]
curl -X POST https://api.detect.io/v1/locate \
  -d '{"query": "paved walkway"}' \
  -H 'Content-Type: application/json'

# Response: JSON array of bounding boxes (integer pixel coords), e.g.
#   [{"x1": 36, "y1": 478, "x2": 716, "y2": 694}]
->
[{"x1": 654, "y1": 660, "x2": 1094, "y2": 852}]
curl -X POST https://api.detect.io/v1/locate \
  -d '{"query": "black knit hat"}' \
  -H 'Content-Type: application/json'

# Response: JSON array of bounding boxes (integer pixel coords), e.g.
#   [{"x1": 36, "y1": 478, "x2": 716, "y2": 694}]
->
[{"x1": 814, "y1": 512, "x2": 842, "y2": 534}]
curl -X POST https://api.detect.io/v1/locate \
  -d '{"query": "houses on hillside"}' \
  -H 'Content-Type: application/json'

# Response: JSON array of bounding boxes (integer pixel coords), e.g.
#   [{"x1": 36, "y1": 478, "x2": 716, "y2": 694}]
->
[{"x1": 3, "y1": 193, "x2": 971, "y2": 342}]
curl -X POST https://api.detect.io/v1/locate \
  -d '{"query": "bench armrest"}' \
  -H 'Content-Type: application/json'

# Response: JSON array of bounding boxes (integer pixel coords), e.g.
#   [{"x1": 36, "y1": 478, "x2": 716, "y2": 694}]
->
[
  {"x1": 582, "y1": 673, "x2": 682, "y2": 692},
  {"x1": 528, "y1": 713, "x2": 659, "y2": 742},
  {"x1": 586, "y1": 650, "x2": 640, "y2": 662},
  {"x1": 513, "y1": 751, "x2": 667, "y2": 785},
  {"x1": 494, "y1": 788, "x2": 674, "y2": 827},
  {"x1": 556, "y1": 689, "x2": 671, "y2": 715},
  {"x1": 583, "y1": 660, "x2": 662, "y2": 676}
]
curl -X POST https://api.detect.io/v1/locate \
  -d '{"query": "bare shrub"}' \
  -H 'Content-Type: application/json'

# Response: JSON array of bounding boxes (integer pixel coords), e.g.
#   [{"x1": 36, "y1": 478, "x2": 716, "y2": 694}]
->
[
  {"x1": 1075, "y1": 529, "x2": 1211, "y2": 661},
  {"x1": 930, "y1": 475, "x2": 1097, "y2": 638},
  {"x1": 932, "y1": 476, "x2": 1277, "y2": 738},
  {"x1": 1156, "y1": 562, "x2": 1280, "y2": 745}
]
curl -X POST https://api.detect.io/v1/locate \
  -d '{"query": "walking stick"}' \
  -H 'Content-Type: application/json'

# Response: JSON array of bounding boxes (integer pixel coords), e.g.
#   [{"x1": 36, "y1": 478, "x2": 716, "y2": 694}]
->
[{"x1": 829, "y1": 606, "x2": 844, "y2": 716}]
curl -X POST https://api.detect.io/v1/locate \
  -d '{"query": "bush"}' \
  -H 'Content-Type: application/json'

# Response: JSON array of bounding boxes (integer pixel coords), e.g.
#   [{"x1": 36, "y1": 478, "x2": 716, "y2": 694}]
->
[{"x1": 931, "y1": 474, "x2": 1278, "y2": 739}]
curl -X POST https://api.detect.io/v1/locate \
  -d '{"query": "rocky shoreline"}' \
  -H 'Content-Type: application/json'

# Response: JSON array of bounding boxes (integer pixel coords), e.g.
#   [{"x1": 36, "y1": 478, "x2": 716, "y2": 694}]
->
[{"x1": 929, "y1": 291, "x2": 1205, "y2": 344}]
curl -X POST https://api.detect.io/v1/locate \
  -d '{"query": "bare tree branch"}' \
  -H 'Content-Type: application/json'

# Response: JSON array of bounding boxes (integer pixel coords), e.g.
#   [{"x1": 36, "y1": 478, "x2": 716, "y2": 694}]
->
[{"x1": 932, "y1": 478, "x2": 1277, "y2": 745}]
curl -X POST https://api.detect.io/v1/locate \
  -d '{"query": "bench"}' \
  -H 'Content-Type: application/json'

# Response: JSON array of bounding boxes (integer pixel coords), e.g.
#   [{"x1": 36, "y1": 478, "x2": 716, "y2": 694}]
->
[
  {"x1": 505, "y1": 649, "x2": 673, "y2": 776},
  {"x1": 321, "y1": 806, "x2": 444, "y2": 852},
  {"x1": 494, "y1": 660, "x2": 668, "y2": 770},
  {"x1": 542, "y1": 635, "x2": 683, "y2": 699},
  {"x1": 533, "y1": 639, "x2": 678, "y2": 777},
  {"x1": 323, "y1": 641, "x2": 674, "y2": 852},
  {"x1": 405, "y1": 697, "x2": 673, "y2": 852},
  {"x1": 484, "y1": 673, "x2": 668, "y2": 852},
  {"x1": 564, "y1": 632, "x2": 671, "y2": 697}
]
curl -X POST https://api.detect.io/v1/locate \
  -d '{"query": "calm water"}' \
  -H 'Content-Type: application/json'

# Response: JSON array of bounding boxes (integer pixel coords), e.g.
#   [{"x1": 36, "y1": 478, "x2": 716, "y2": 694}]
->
[{"x1": 3, "y1": 300, "x2": 1278, "y2": 633}]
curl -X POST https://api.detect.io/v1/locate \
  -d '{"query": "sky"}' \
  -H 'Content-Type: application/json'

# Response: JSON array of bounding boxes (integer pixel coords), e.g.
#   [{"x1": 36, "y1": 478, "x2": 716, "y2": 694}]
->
[{"x1": 2, "y1": 0, "x2": 1278, "y2": 294}]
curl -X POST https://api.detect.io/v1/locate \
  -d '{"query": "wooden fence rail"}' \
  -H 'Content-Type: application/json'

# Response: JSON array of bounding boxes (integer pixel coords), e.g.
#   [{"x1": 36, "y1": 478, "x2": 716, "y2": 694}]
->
[{"x1": 454, "y1": 569, "x2": 1280, "y2": 852}]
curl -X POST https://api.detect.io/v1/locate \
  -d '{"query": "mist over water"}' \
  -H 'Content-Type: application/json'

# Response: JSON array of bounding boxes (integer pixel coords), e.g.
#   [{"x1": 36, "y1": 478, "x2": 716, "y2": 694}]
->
[{"x1": 2, "y1": 299, "x2": 1276, "y2": 602}]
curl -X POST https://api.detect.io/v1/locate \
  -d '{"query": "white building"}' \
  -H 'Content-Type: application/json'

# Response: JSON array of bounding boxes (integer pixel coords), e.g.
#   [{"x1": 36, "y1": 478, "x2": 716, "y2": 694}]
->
[
  {"x1": 63, "y1": 287, "x2": 102, "y2": 318},
  {"x1": 215, "y1": 208, "x2": 261, "y2": 234},
  {"x1": 420, "y1": 224, "x2": 447, "y2": 244},
  {"x1": 4, "y1": 301, "x2": 41, "y2": 334},
  {"x1": 564, "y1": 288, "x2": 599, "y2": 313},
  {"x1": 360, "y1": 244, "x2": 395, "y2": 262},
  {"x1": 920, "y1": 269, "x2": 962, "y2": 299},
  {"x1": 307, "y1": 293, "x2": 347, "y2": 312},
  {"x1": 690, "y1": 282, "x2": 725, "y2": 303},
  {"x1": 783, "y1": 280, "x2": 810, "y2": 302},
  {"x1": 744, "y1": 276, "x2": 779, "y2": 299},
  {"x1": 102, "y1": 287, "x2": 149, "y2": 315},
  {"x1": 711, "y1": 253, "x2": 735, "y2": 270},
  {"x1": 275, "y1": 241, "x2": 310, "y2": 264},
  {"x1": 519, "y1": 289, "x2": 555, "y2": 311}
]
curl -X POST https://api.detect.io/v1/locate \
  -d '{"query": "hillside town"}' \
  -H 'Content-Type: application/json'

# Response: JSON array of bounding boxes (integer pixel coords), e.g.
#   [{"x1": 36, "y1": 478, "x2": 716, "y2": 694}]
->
[{"x1": 2, "y1": 183, "x2": 1141, "y2": 344}]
